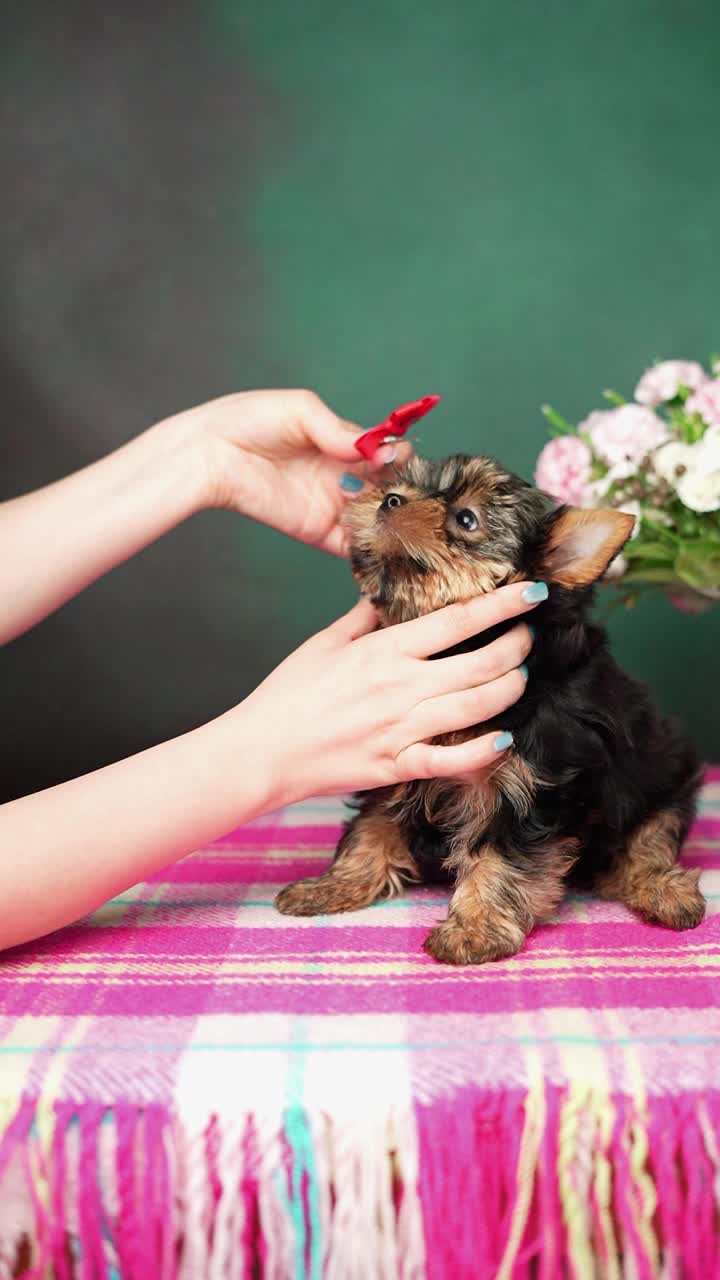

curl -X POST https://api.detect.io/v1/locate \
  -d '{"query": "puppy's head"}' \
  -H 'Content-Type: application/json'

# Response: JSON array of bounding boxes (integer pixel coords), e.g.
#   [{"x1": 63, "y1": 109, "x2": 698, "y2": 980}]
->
[{"x1": 344, "y1": 454, "x2": 635, "y2": 624}]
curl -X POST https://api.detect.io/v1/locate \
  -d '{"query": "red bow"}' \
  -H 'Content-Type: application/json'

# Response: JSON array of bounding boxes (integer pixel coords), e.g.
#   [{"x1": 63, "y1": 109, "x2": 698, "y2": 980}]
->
[{"x1": 354, "y1": 395, "x2": 440, "y2": 461}]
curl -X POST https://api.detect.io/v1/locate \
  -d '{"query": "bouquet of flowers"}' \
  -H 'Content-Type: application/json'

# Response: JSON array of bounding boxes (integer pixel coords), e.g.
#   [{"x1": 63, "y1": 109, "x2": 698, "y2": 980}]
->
[{"x1": 535, "y1": 358, "x2": 720, "y2": 612}]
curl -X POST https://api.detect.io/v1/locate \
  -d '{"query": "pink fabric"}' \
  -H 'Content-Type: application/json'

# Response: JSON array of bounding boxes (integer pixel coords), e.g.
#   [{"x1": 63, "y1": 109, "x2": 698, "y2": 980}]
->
[{"x1": 0, "y1": 771, "x2": 719, "y2": 1276}]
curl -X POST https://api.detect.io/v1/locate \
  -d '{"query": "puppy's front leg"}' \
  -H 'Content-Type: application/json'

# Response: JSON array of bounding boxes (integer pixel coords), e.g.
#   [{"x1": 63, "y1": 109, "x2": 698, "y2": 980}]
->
[
  {"x1": 275, "y1": 810, "x2": 419, "y2": 916},
  {"x1": 425, "y1": 842, "x2": 576, "y2": 965}
]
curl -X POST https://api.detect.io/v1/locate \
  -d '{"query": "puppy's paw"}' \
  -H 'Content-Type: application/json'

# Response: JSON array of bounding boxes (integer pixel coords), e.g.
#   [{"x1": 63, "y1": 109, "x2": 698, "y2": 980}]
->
[
  {"x1": 639, "y1": 867, "x2": 706, "y2": 931},
  {"x1": 275, "y1": 879, "x2": 335, "y2": 916},
  {"x1": 275, "y1": 876, "x2": 373, "y2": 917},
  {"x1": 423, "y1": 917, "x2": 524, "y2": 966}
]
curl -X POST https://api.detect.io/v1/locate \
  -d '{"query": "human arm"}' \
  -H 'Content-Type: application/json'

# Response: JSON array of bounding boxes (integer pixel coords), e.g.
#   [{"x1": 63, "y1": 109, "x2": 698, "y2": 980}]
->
[
  {"x1": 0, "y1": 418, "x2": 207, "y2": 645},
  {"x1": 0, "y1": 388, "x2": 401, "y2": 645},
  {"x1": 0, "y1": 582, "x2": 542, "y2": 951}
]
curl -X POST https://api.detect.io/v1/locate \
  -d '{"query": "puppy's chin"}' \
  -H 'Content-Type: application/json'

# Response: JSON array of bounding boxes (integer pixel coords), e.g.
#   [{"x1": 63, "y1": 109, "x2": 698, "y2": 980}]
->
[{"x1": 351, "y1": 545, "x2": 513, "y2": 626}]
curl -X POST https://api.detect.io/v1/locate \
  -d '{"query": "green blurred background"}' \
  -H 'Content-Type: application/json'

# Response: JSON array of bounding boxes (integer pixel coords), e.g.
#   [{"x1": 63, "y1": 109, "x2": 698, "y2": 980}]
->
[{"x1": 2, "y1": 0, "x2": 719, "y2": 800}]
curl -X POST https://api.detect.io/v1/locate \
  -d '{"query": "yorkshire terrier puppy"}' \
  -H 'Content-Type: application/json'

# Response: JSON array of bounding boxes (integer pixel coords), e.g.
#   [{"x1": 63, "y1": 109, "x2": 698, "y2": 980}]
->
[{"x1": 276, "y1": 454, "x2": 705, "y2": 964}]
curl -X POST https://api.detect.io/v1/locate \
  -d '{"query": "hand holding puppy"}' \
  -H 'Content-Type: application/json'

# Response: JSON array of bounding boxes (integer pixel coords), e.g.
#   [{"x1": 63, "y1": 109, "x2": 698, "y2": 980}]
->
[{"x1": 239, "y1": 583, "x2": 542, "y2": 801}]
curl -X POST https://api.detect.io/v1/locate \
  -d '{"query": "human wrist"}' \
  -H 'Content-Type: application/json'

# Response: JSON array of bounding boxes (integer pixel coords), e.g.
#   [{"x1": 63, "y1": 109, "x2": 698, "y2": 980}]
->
[
  {"x1": 151, "y1": 397, "x2": 255, "y2": 516},
  {"x1": 220, "y1": 696, "x2": 309, "y2": 813},
  {"x1": 140, "y1": 413, "x2": 215, "y2": 520},
  {"x1": 187, "y1": 702, "x2": 294, "y2": 830}
]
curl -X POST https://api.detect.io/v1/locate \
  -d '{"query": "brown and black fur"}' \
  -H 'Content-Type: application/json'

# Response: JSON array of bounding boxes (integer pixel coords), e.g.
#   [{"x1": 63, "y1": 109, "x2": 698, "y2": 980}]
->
[{"x1": 276, "y1": 454, "x2": 705, "y2": 964}]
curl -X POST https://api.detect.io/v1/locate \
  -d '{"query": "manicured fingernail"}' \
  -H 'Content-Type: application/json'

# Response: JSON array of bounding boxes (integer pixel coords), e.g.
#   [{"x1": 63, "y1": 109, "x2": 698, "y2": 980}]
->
[
  {"x1": 523, "y1": 582, "x2": 549, "y2": 604},
  {"x1": 375, "y1": 444, "x2": 397, "y2": 466},
  {"x1": 339, "y1": 473, "x2": 364, "y2": 493},
  {"x1": 519, "y1": 663, "x2": 529, "y2": 681},
  {"x1": 494, "y1": 731, "x2": 514, "y2": 752}
]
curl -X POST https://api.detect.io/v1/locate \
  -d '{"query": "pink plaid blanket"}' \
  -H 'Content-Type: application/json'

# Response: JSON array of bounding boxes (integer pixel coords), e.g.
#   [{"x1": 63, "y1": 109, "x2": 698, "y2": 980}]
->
[{"x1": 1, "y1": 772, "x2": 720, "y2": 1278}]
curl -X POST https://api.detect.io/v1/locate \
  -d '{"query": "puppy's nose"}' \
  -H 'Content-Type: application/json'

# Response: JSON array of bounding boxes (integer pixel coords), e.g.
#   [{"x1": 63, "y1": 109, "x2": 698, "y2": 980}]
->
[{"x1": 376, "y1": 494, "x2": 446, "y2": 544}]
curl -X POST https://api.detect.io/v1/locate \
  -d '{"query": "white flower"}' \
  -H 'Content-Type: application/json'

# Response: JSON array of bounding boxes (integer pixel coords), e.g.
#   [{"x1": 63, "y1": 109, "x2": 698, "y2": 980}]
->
[
  {"x1": 603, "y1": 553, "x2": 628, "y2": 580},
  {"x1": 634, "y1": 360, "x2": 707, "y2": 407},
  {"x1": 676, "y1": 428, "x2": 720, "y2": 512},
  {"x1": 700, "y1": 424, "x2": 720, "y2": 464},
  {"x1": 653, "y1": 428, "x2": 720, "y2": 513},
  {"x1": 590, "y1": 458, "x2": 637, "y2": 499},
  {"x1": 676, "y1": 470, "x2": 720, "y2": 513},
  {"x1": 652, "y1": 440, "x2": 694, "y2": 485}
]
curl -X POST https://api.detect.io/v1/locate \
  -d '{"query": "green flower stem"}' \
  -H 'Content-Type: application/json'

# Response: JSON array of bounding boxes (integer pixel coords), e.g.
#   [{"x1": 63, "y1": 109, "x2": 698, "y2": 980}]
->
[{"x1": 541, "y1": 404, "x2": 576, "y2": 436}]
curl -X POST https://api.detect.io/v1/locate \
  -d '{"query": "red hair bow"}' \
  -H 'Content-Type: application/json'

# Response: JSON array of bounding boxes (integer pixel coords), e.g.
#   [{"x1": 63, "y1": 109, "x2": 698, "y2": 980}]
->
[{"x1": 354, "y1": 395, "x2": 440, "y2": 461}]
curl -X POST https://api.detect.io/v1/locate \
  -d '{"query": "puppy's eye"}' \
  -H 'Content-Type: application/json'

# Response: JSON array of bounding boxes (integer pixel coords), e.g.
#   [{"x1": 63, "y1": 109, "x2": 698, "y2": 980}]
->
[
  {"x1": 381, "y1": 493, "x2": 406, "y2": 511},
  {"x1": 455, "y1": 508, "x2": 479, "y2": 532}
]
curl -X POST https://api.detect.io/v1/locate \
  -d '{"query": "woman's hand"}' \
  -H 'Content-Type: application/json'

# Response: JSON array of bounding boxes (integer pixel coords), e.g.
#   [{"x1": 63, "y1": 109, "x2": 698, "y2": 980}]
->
[
  {"x1": 173, "y1": 388, "x2": 410, "y2": 557},
  {"x1": 0, "y1": 580, "x2": 542, "y2": 951},
  {"x1": 0, "y1": 387, "x2": 405, "y2": 644},
  {"x1": 238, "y1": 580, "x2": 543, "y2": 803}
]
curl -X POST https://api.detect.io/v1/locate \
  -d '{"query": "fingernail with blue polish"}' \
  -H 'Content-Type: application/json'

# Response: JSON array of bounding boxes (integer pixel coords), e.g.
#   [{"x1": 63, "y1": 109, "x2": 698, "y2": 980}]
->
[
  {"x1": 494, "y1": 731, "x2": 514, "y2": 752},
  {"x1": 519, "y1": 663, "x2": 529, "y2": 681},
  {"x1": 523, "y1": 582, "x2": 549, "y2": 604},
  {"x1": 339, "y1": 473, "x2": 364, "y2": 493}
]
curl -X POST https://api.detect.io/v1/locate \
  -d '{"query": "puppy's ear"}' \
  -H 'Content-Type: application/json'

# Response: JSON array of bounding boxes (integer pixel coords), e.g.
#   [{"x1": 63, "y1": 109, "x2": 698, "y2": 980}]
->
[{"x1": 542, "y1": 507, "x2": 636, "y2": 589}]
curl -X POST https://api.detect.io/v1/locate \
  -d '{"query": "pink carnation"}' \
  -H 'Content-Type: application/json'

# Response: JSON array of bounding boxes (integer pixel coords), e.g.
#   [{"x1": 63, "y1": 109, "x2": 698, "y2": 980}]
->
[
  {"x1": 580, "y1": 405, "x2": 668, "y2": 467},
  {"x1": 686, "y1": 377, "x2": 720, "y2": 427},
  {"x1": 535, "y1": 435, "x2": 593, "y2": 507},
  {"x1": 634, "y1": 360, "x2": 707, "y2": 407}
]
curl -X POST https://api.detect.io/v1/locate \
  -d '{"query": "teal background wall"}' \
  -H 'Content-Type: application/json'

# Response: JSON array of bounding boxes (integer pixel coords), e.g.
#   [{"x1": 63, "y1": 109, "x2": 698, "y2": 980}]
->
[
  {"x1": 221, "y1": 0, "x2": 720, "y2": 753},
  {"x1": 2, "y1": 1, "x2": 719, "y2": 799}
]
